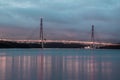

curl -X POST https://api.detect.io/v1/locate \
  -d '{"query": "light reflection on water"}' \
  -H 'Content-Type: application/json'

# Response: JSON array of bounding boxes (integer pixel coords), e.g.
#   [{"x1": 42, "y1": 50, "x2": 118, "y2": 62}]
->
[{"x1": 0, "y1": 49, "x2": 120, "y2": 80}]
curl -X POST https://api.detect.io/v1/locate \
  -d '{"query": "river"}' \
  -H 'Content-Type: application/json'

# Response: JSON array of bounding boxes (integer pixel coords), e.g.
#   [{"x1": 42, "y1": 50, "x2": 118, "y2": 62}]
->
[{"x1": 0, "y1": 49, "x2": 120, "y2": 80}]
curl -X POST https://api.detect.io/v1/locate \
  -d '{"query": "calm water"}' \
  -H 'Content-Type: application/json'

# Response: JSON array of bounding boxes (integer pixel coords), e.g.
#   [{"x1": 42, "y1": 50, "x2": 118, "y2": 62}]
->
[{"x1": 0, "y1": 49, "x2": 120, "y2": 80}]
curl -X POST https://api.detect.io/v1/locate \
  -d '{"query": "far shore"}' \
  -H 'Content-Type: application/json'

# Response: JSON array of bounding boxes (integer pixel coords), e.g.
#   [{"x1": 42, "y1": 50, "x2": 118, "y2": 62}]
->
[{"x1": 0, "y1": 40, "x2": 120, "y2": 49}]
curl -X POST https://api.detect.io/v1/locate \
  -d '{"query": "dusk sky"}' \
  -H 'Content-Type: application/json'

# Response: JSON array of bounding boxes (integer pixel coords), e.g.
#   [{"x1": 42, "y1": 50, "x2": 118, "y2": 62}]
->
[{"x1": 0, "y1": 0, "x2": 120, "y2": 42}]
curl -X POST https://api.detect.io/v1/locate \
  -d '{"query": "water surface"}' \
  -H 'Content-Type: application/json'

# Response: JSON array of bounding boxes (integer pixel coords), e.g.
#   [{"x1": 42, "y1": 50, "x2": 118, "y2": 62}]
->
[{"x1": 0, "y1": 49, "x2": 120, "y2": 80}]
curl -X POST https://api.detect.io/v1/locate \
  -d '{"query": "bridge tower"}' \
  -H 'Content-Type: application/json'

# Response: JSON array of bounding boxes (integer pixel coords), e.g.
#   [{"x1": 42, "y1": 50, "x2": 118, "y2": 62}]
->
[
  {"x1": 91, "y1": 25, "x2": 95, "y2": 48},
  {"x1": 40, "y1": 18, "x2": 44, "y2": 48}
]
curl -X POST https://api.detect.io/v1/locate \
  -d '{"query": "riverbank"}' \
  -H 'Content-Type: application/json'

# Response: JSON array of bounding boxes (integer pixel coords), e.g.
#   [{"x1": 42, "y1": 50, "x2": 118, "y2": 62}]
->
[{"x1": 0, "y1": 40, "x2": 120, "y2": 49}]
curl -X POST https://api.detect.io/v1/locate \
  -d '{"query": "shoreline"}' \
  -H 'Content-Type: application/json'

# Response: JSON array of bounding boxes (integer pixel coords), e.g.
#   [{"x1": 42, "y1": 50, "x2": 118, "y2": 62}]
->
[{"x1": 0, "y1": 40, "x2": 120, "y2": 49}]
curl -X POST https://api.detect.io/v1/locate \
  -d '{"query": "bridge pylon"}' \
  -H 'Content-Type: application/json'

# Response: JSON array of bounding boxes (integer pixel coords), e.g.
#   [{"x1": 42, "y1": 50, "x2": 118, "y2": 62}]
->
[
  {"x1": 91, "y1": 25, "x2": 95, "y2": 49},
  {"x1": 40, "y1": 18, "x2": 44, "y2": 49}
]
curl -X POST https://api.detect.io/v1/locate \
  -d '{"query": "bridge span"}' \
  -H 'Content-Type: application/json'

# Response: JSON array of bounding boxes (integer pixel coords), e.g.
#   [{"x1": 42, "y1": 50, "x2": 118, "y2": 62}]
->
[{"x1": 0, "y1": 39, "x2": 119, "y2": 46}]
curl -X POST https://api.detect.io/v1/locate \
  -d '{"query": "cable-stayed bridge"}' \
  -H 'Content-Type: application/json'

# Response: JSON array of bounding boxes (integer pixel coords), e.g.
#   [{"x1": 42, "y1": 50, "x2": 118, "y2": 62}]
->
[{"x1": 0, "y1": 18, "x2": 119, "y2": 48}]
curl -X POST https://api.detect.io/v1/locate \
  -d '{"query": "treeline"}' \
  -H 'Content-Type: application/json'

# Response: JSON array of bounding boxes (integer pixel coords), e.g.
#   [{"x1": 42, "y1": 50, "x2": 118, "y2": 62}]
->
[
  {"x1": 0, "y1": 41, "x2": 120, "y2": 49},
  {"x1": 0, "y1": 41, "x2": 85, "y2": 48},
  {"x1": 99, "y1": 45, "x2": 120, "y2": 49}
]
